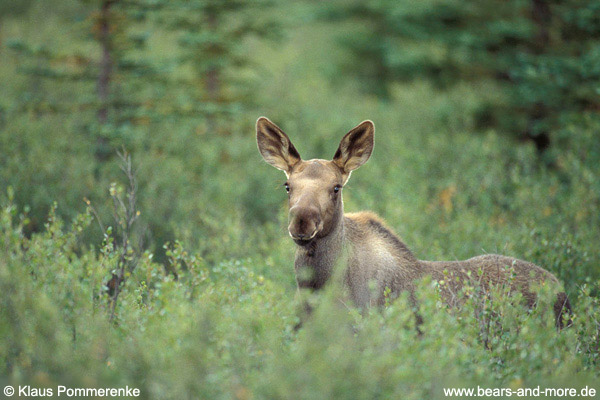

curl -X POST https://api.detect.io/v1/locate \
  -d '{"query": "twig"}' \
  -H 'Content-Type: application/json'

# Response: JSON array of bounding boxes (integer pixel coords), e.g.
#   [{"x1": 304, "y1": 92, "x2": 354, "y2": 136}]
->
[{"x1": 109, "y1": 149, "x2": 140, "y2": 323}]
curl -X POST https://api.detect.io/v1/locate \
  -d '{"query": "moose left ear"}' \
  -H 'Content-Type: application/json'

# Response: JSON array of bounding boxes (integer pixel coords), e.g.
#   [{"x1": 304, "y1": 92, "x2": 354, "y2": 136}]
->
[
  {"x1": 332, "y1": 120, "x2": 374, "y2": 183},
  {"x1": 256, "y1": 117, "x2": 302, "y2": 175}
]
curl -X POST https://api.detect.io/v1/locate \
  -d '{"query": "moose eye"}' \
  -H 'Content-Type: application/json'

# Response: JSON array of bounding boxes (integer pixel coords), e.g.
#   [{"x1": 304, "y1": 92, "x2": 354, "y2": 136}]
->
[
  {"x1": 333, "y1": 185, "x2": 341, "y2": 194},
  {"x1": 284, "y1": 183, "x2": 290, "y2": 193}
]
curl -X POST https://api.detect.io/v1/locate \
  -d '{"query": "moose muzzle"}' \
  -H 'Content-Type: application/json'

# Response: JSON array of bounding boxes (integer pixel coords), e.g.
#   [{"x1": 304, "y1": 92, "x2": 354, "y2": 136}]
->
[{"x1": 288, "y1": 205, "x2": 322, "y2": 245}]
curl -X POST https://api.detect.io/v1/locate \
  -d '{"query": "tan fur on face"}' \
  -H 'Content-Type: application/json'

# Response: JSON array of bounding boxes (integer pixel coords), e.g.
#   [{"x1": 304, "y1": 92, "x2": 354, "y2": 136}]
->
[
  {"x1": 256, "y1": 117, "x2": 572, "y2": 328},
  {"x1": 287, "y1": 160, "x2": 344, "y2": 239}
]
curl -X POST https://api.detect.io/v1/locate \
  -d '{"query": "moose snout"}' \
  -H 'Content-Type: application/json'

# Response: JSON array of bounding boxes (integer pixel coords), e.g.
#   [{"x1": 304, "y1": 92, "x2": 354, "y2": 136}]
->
[{"x1": 288, "y1": 205, "x2": 321, "y2": 243}]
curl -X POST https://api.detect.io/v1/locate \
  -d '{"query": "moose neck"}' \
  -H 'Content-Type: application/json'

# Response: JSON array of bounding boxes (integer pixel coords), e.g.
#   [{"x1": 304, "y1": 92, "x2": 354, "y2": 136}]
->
[{"x1": 294, "y1": 205, "x2": 345, "y2": 290}]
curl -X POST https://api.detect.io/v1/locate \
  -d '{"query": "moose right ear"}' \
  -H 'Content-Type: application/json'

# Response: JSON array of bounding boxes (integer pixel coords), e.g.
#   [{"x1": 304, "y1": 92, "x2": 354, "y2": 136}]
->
[
  {"x1": 256, "y1": 117, "x2": 301, "y2": 175},
  {"x1": 332, "y1": 120, "x2": 374, "y2": 184}
]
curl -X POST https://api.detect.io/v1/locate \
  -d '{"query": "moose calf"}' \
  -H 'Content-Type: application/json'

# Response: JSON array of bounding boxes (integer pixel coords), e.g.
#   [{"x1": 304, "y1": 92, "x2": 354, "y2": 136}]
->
[{"x1": 256, "y1": 117, "x2": 571, "y2": 328}]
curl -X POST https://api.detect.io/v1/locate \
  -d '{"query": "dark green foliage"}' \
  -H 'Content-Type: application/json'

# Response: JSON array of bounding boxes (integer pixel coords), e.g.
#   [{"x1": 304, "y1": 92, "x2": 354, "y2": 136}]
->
[{"x1": 325, "y1": 0, "x2": 600, "y2": 151}]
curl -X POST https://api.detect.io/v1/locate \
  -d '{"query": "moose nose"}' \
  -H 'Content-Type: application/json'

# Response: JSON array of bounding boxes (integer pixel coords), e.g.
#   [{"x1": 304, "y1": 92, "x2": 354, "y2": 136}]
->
[{"x1": 288, "y1": 205, "x2": 321, "y2": 241}]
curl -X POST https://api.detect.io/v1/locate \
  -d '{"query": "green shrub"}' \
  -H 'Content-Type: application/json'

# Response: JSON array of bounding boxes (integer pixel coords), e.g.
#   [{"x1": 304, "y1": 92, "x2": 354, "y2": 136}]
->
[{"x1": 0, "y1": 199, "x2": 598, "y2": 399}]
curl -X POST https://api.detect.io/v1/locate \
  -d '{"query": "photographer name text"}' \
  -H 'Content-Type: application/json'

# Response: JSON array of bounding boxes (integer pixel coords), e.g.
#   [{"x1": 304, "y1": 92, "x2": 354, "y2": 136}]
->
[{"x1": 4, "y1": 385, "x2": 140, "y2": 398}]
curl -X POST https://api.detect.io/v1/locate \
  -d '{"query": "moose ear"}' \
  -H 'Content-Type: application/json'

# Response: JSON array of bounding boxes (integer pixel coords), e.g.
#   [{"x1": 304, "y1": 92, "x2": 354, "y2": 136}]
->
[
  {"x1": 256, "y1": 117, "x2": 301, "y2": 175},
  {"x1": 332, "y1": 120, "x2": 374, "y2": 183}
]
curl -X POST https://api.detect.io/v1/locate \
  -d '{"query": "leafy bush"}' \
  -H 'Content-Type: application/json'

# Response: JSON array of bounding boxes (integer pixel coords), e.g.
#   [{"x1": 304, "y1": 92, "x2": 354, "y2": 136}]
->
[{"x1": 0, "y1": 198, "x2": 598, "y2": 398}]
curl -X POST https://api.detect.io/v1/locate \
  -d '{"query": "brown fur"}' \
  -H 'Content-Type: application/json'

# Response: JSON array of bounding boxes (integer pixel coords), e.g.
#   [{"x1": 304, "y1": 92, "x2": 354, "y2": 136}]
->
[{"x1": 256, "y1": 117, "x2": 572, "y2": 328}]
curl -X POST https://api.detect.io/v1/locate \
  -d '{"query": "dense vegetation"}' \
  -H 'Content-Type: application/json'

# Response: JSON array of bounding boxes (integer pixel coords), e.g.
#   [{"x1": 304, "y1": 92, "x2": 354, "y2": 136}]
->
[
  {"x1": 323, "y1": 0, "x2": 600, "y2": 153},
  {"x1": 1, "y1": 0, "x2": 599, "y2": 398}
]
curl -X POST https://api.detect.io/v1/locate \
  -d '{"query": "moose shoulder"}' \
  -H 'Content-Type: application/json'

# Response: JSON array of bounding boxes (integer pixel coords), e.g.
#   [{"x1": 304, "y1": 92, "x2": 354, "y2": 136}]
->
[{"x1": 255, "y1": 117, "x2": 571, "y2": 328}]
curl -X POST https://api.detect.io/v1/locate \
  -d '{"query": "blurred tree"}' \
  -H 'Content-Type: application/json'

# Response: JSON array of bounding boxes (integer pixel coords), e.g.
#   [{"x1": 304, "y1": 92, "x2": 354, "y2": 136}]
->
[
  {"x1": 4, "y1": 0, "x2": 284, "y2": 256},
  {"x1": 9, "y1": 0, "x2": 282, "y2": 141},
  {"x1": 150, "y1": 0, "x2": 282, "y2": 132},
  {"x1": 324, "y1": 0, "x2": 600, "y2": 152},
  {"x1": 7, "y1": 0, "x2": 163, "y2": 160}
]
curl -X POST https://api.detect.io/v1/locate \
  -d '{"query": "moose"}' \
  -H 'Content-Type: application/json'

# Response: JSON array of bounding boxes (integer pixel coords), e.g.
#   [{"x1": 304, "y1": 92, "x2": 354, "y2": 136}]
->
[{"x1": 256, "y1": 117, "x2": 571, "y2": 328}]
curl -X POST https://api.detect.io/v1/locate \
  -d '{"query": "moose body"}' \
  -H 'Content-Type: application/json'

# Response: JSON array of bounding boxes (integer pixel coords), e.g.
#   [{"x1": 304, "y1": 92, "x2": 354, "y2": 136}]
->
[{"x1": 256, "y1": 117, "x2": 571, "y2": 326}]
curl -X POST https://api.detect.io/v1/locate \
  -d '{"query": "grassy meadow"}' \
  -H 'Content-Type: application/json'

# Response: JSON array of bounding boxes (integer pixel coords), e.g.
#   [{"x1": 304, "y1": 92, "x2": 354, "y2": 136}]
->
[{"x1": 1, "y1": 1, "x2": 599, "y2": 398}]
